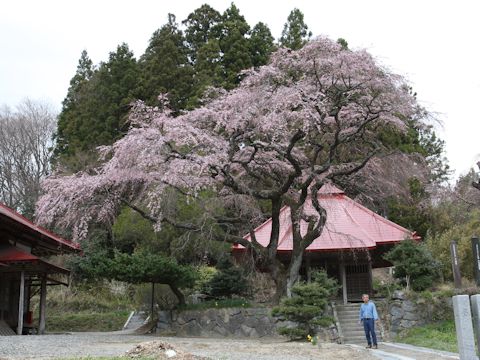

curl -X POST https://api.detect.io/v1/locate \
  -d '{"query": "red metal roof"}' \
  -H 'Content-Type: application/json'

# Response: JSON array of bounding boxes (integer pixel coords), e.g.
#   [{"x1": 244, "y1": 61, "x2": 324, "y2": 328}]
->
[
  {"x1": 234, "y1": 184, "x2": 419, "y2": 252},
  {"x1": 0, "y1": 246, "x2": 70, "y2": 274},
  {"x1": 0, "y1": 202, "x2": 79, "y2": 252},
  {"x1": 0, "y1": 246, "x2": 38, "y2": 262}
]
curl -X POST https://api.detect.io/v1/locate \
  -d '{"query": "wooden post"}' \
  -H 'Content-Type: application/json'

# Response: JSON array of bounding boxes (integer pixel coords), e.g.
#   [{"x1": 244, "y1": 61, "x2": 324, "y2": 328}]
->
[
  {"x1": 17, "y1": 271, "x2": 25, "y2": 335},
  {"x1": 151, "y1": 282, "x2": 155, "y2": 319},
  {"x1": 340, "y1": 262, "x2": 347, "y2": 304},
  {"x1": 368, "y1": 259, "x2": 373, "y2": 296},
  {"x1": 450, "y1": 240, "x2": 462, "y2": 289},
  {"x1": 39, "y1": 276, "x2": 47, "y2": 335},
  {"x1": 471, "y1": 236, "x2": 480, "y2": 286}
]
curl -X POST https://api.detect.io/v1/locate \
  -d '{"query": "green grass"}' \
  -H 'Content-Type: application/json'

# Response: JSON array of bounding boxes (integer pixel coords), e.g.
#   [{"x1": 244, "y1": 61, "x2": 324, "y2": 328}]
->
[
  {"x1": 178, "y1": 298, "x2": 251, "y2": 311},
  {"x1": 46, "y1": 310, "x2": 130, "y2": 332},
  {"x1": 397, "y1": 320, "x2": 457, "y2": 353}
]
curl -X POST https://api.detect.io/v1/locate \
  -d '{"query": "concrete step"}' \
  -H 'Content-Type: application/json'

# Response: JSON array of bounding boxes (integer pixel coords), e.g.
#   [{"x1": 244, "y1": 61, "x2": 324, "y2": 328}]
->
[
  {"x1": 338, "y1": 314, "x2": 360, "y2": 320},
  {"x1": 0, "y1": 320, "x2": 15, "y2": 336},
  {"x1": 123, "y1": 310, "x2": 148, "y2": 330},
  {"x1": 337, "y1": 310, "x2": 360, "y2": 315},
  {"x1": 336, "y1": 308, "x2": 360, "y2": 313}
]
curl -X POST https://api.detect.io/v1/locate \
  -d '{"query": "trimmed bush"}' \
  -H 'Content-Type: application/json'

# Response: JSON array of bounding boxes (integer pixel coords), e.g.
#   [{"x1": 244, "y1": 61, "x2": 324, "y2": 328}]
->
[
  {"x1": 272, "y1": 270, "x2": 338, "y2": 340},
  {"x1": 384, "y1": 239, "x2": 440, "y2": 291}
]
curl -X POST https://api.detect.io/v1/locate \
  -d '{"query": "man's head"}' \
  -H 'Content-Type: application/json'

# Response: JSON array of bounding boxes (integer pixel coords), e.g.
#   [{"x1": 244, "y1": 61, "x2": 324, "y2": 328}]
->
[{"x1": 362, "y1": 294, "x2": 370, "y2": 303}]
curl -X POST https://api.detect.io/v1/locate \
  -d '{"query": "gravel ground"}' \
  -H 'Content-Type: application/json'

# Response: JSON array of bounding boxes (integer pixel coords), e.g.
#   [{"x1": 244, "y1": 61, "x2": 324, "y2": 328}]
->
[
  {"x1": 0, "y1": 332, "x2": 154, "y2": 359},
  {"x1": 0, "y1": 332, "x2": 459, "y2": 360},
  {"x1": 0, "y1": 332, "x2": 376, "y2": 360}
]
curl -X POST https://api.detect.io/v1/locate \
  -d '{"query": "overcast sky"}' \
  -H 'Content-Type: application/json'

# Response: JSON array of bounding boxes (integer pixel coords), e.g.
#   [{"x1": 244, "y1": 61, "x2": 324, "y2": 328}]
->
[{"x1": 1, "y1": 0, "x2": 479, "y2": 180}]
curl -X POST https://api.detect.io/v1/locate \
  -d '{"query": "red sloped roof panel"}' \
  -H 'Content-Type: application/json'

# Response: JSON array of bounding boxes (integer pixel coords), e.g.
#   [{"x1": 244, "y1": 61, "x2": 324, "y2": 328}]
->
[
  {"x1": 0, "y1": 246, "x2": 70, "y2": 274},
  {"x1": 0, "y1": 246, "x2": 38, "y2": 262},
  {"x1": 0, "y1": 203, "x2": 79, "y2": 251},
  {"x1": 235, "y1": 184, "x2": 418, "y2": 252}
]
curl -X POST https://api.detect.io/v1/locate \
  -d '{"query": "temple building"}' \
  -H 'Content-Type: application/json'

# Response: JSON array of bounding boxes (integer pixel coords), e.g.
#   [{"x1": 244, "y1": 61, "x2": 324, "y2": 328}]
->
[
  {"x1": 233, "y1": 184, "x2": 419, "y2": 303},
  {"x1": 0, "y1": 203, "x2": 79, "y2": 335}
]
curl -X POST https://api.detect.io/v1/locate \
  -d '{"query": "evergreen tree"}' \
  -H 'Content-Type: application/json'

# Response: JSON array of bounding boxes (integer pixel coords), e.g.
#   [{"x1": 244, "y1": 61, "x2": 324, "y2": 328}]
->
[
  {"x1": 205, "y1": 258, "x2": 247, "y2": 298},
  {"x1": 55, "y1": 45, "x2": 139, "y2": 167},
  {"x1": 337, "y1": 38, "x2": 349, "y2": 50},
  {"x1": 190, "y1": 39, "x2": 224, "y2": 106},
  {"x1": 89, "y1": 43, "x2": 140, "y2": 146},
  {"x1": 138, "y1": 14, "x2": 195, "y2": 113},
  {"x1": 182, "y1": 4, "x2": 222, "y2": 62},
  {"x1": 249, "y1": 22, "x2": 275, "y2": 67},
  {"x1": 183, "y1": 5, "x2": 224, "y2": 107},
  {"x1": 218, "y1": 3, "x2": 252, "y2": 89},
  {"x1": 55, "y1": 50, "x2": 94, "y2": 159},
  {"x1": 279, "y1": 8, "x2": 312, "y2": 50}
]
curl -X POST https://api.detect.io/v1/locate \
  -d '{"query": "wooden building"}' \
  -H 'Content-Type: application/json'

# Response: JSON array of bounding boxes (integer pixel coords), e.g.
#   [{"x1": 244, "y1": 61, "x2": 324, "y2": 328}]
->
[
  {"x1": 233, "y1": 184, "x2": 419, "y2": 303},
  {"x1": 0, "y1": 203, "x2": 79, "y2": 335}
]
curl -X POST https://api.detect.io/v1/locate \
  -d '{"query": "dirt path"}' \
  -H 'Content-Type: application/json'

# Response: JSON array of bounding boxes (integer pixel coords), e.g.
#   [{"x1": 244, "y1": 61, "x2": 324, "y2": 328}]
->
[
  {"x1": 0, "y1": 332, "x2": 461, "y2": 360},
  {"x1": 161, "y1": 336, "x2": 377, "y2": 360},
  {"x1": 0, "y1": 332, "x2": 376, "y2": 360}
]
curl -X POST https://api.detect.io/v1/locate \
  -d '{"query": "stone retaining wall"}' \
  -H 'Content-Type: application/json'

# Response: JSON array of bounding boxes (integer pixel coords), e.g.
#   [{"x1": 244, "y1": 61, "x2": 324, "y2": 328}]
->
[
  {"x1": 157, "y1": 308, "x2": 277, "y2": 337},
  {"x1": 378, "y1": 290, "x2": 453, "y2": 335},
  {"x1": 156, "y1": 307, "x2": 339, "y2": 341}
]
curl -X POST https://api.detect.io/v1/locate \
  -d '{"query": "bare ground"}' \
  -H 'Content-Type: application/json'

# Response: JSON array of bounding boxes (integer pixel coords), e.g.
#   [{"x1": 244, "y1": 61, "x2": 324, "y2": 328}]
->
[{"x1": 0, "y1": 332, "x2": 377, "y2": 360}]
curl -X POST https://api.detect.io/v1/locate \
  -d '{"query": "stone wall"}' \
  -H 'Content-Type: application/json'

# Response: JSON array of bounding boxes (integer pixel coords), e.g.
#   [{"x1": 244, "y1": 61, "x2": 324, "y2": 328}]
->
[
  {"x1": 378, "y1": 290, "x2": 453, "y2": 335},
  {"x1": 157, "y1": 308, "x2": 277, "y2": 337},
  {"x1": 156, "y1": 307, "x2": 339, "y2": 342}
]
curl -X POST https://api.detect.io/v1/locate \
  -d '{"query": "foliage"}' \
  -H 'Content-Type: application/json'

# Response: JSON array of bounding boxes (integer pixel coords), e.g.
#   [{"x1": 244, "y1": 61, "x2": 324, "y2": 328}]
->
[
  {"x1": 133, "y1": 283, "x2": 178, "y2": 311},
  {"x1": 218, "y1": 3, "x2": 252, "y2": 89},
  {"x1": 426, "y1": 209, "x2": 480, "y2": 281},
  {"x1": 379, "y1": 120, "x2": 450, "y2": 184},
  {"x1": 67, "y1": 233, "x2": 197, "y2": 306},
  {"x1": 397, "y1": 320, "x2": 457, "y2": 352},
  {"x1": 386, "y1": 178, "x2": 432, "y2": 238},
  {"x1": 205, "y1": 258, "x2": 248, "y2": 298},
  {"x1": 178, "y1": 298, "x2": 250, "y2": 311},
  {"x1": 30, "y1": 281, "x2": 134, "y2": 332},
  {"x1": 138, "y1": 14, "x2": 195, "y2": 113},
  {"x1": 182, "y1": 3, "x2": 222, "y2": 62},
  {"x1": 46, "y1": 311, "x2": 130, "y2": 332},
  {"x1": 279, "y1": 8, "x2": 312, "y2": 50},
  {"x1": 37, "y1": 280, "x2": 133, "y2": 313},
  {"x1": 0, "y1": 99, "x2": 57, "y2": 218},
  {"x1": 108, "y1": 251, "x2": 197, "y2": 289},
  {"x1": 272, "y1": 271, "x2": 338, "y2": 339},
  {"x1": 372, "y1": 278, "x2": 402, "y2": 299},
  {"x1": 249, "y1": 22, "x2": 276, "y2": 67},
  {"x1": 384, "y1": 240, "x2": 440, "y2": 291},
  {"x1": 192, "y1": 266, "x2": 218, "y2": 292},
  {"x1": 55, "y1": 44, "x2": 140, "y2": 167}
]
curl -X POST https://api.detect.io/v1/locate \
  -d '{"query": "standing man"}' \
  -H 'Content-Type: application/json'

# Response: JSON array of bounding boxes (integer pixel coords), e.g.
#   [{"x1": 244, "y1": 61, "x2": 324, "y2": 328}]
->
[{"x1": 359, "y1": 293, "x2": 378, "y2": 349}]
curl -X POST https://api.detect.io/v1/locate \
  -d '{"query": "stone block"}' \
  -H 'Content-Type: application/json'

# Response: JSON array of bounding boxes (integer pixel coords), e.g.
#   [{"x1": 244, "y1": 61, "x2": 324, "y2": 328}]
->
[
  {"x1": 452, "y1": 295, "x2": 478, "y2": 360},
  {"x1": 400, "y1": 319, "x2": 417, "y2": 328},
  {"x1": 392, "y1": 290, "x2": 406, "y2": 300},
  {"x1": 470, "y1": 294, "x2": 480, "y2": 354},
  {"x1": 403, "y1": 311, "x2": 419, "y2": 321},
  {"x1": 390, "y1": 305, "x2": 404, "y2": 318},
  {"x1": 157, "y1": 310, "x2": 172, "y2": 324},
  {"x1": 240, "y1": 324, "x2": 259, "y2": 337},
  {"x1": 402, "y1": 300, "x2": 416, "y2": 312}
]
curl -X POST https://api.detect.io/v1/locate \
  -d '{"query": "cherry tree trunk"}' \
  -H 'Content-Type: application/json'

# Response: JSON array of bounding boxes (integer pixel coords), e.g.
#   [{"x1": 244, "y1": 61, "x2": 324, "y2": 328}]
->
[
  {"x1": 269, "y1": 262, "x2": 288, "y2": 304},
  {"x1": 286, "y1": 249, "x2": 304, "y2": 297}
]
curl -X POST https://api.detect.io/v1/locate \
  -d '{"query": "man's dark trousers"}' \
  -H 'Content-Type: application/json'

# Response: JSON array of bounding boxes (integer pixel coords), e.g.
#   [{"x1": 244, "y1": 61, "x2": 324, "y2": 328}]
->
[{"x1": 363, "y1": 318, "x2": 377, "y2": 346}]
